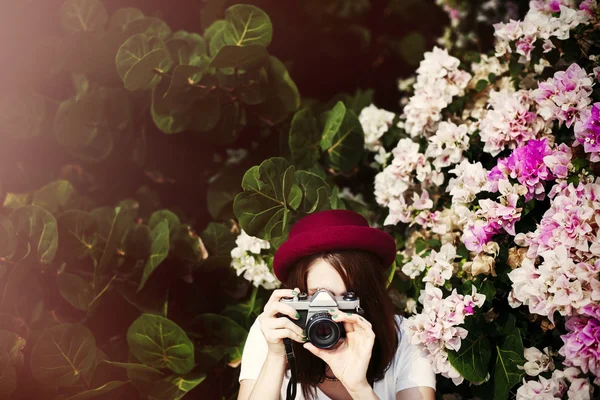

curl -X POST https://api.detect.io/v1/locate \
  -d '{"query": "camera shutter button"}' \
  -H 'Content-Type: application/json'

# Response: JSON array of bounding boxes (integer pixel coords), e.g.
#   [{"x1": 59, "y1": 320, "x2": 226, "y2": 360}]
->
[
  {"x1": 298, "y1": 292, "x2": 308, "y2": 300},
  {"x1": 343, "y1": 292, "x2": 356, "y2": 300}
]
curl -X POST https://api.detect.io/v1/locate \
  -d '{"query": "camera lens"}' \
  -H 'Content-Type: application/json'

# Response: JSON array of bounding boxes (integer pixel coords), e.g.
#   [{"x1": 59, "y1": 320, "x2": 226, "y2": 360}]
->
[{"x1": 306, "y1": 313, "x2": 340, "y2": 349}]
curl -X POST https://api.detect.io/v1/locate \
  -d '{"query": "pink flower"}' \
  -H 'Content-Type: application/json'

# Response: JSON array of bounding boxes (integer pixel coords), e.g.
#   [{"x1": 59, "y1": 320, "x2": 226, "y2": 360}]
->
[
  {"x1": 559, "y1": 304, "x2": 600, "y2": 379},
  {"x1": 532, "y1": 63, "x2": 594, "y2": 128},
  {"x1": 574, "y1": 102, "x2": 600, "y2": 162}
]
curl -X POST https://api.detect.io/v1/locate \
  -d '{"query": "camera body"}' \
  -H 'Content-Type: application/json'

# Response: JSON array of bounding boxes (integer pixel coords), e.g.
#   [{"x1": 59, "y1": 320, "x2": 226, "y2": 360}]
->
[{"x1": 280, "y1": 289, "x2": 363, "y2": 349}]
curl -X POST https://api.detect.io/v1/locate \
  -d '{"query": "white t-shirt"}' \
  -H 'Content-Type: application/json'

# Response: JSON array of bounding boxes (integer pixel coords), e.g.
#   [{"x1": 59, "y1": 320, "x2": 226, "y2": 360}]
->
[{"x1": 238, "y1": 315, "x2": 436, "y2": 399}]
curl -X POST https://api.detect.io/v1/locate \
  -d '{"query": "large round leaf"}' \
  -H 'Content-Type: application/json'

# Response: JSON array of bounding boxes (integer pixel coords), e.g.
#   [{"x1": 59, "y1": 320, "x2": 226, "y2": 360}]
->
[
  {"x1": 233, "y1": 157, "x2": 302, "y2": 240},
  {"x1": 108, "y1": 7, "x2": 144, "y2": 32},
  {"x1": 151, "y1": 77, "x2": 193, "y2": 134},
  {"x1": 9, "y1": 206, "x2": 58, "y2": 264},
  {"x1": 289, "y1": 108, "x2": 321, "y2": 168},
  {"x1": 31, "y1": 324, "x2": 97, "y2": 386},
  {"x1": 198, "y1": 100, "x2": 245, "y2": 146},
  {"x1": 32, "y1": 180, "x2": 75, "y2": 214},
  {"x1": 210, "y1": 44, "x2": 268, "y2": 70},
  {"x1": 148, "y1": 210, "x2": 181, "y2": 238},
  {"x1": 54, "y1": 95, "x2": 103, "y2": 149},
  {"x1": 124, "y1": 17, "x2": 171, "y2": 40},
  {"x1": 116, "y1": 34, "x2": 172, "y2": 92},
  {"x1": 122, "y1": 224, "x2": 152, "y2": 260},
  {"x1": 189, "y1": 93, "x2": 221, "y2": 133},
  {"x1": 173, "y1": 31, "x2": 206, "y2": 57},
  {"x1": 57, "y1": 273, "x2": 93, "y2": 311},
  {"x1": 138, "y1": 220, "x2": 169, "y2": 291},
  {"x1": 295, "y1": 171, "x2": 331, "y2": 213},
  {"x1": 127, "y1": 314, "x2": 194, "y2": 374},
  {"x1": 60, "y1": 0, "x2": 108, "y2": 33},
  {"x1": 165, "y1": 38, "x2": 204, "y2": 67},
  {"x1": 320, "y1": 101, "x2": 364, "y2": 172},
  {"x1": 223, "y1": 5, "x2": 272, "y2": 47}
]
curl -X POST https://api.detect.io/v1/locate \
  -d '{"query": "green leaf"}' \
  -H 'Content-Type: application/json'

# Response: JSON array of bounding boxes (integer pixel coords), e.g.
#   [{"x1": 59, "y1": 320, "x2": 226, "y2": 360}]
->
[
  {"x1": 102, "y1": 361, "x2": 164, "y2": 379},
  {"x1": 144, "y1": 372, "x2": 206, "y2": 400},
  {"x1": 193, "y1": 314, "x2": 247, "y2": 347},
  {"x1": 122, "y1": 224, "x2": 152, "y2": 259},
  {"x1": 321, "y1": 103, "x2": 364, "y2": 172},
  {"x1": 223, "y1": 4, "x2": 272, "y2": 47},
  {"x1": 32, "y1": 180, "x2": 75, "y2": 214},
  {"x1": 127, "y1": 314, "x2": 195, "y2": 374},
  {"x1": 151, "y1": 75, "x2": 194, "y2": 135},
  {"x1": 0, "y1": 218, "x2": 17, "y2": 260},
  {"x1": 138, "y1": 220, "x2": 170, "y2": 291},
  {"x1": 476, "y1": 79, "x2": 489, "y2": 92},
  {"x1": 0, "y1": 352, "x2": 16, "y2": 398},
  {"x1": 173, "y1": 31, "x2": 207, "y2": 57},
  {"x1": 294, "y1": 171, "x2": 331, "y2": 213},
  {"x1": 267, "y1": 56, "x2": 300, "y2": 113},
  {"x1": 480, "y1": 279, "x2": 496, "y2": 304},
  {"x1": 200, "y1": 222, "x2": 236, "y2": 258},
  {"x1": 448, "y1": 333, "x2": 491, "y2": 382},
  {"x1": 116, "y1": 34, "x2": 172, "y2": 91},
  {"x1": 57, "y1": 272, "x2": 94, "y2": 311},
  {"x1": 211, "y1": 44, "x2": 268, "y2": 69},
  {"x1": 108, "y1": 7, "x2": 144, "y2": 32},
  {"x1": 0, "y1": 90, "x2": 46, "y2": 139},
  {"x1": 3, "y1": 193, "x2": 31, "y2": 209},
  {"x1": 124, "y1": 17, "x2": 171, "y2": 40},
  {"x1": 94, "y1": 206, "x2": 132, "y2": 291},
  {"x1": 289, "y1": 108, "x2": 321, "y2": 168},
  {"x1": 60, "y1": 0, "x2": 108, "y2": 33},
  {"x1": 0, "y1": 331, "x2": 25, "y2": 369},
  {"x1": 57, "y1": 210, "x2": 97, "y2": 261},
  {"x1": 31, "y1": 324, "x2": 97, "y2": 386},
  {"x1": 494, "y1": 333, "x2": 525, "y2": 400},
  {"x1": 148, "y1": 210, "x2": 181, "y2": 238},
  {"x1": 64, "y1": 381, "x2": 128, "y2": 400},
  {"x1": 165, "y1": 38, "x2": 204, "y2": 67},
  {"x1": 10, "y1": 205, "x2": 58, "y2": 264},
  {"x1": 330, "y1": 186, "x2": 347, "y2": 210},
  {"x1": 233, "y1": 157, "x2": 299, "y2": 240},
  {"x1": 54, "y1": 95, "x2": 103, "y2": 149}
]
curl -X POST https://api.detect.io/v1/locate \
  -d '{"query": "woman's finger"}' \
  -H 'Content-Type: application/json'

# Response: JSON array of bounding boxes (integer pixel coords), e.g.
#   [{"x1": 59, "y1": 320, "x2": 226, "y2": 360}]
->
[
  {"x1": 264, "y1": 300, "x2": 302, "y2": 320},
  {"x1": 267, "y1": 287, "x2": 300, "y2": 303},
  {"x1": 303, "y1": 342, "x2": 332, "y2": 363},
  {"x1": 268, "y1": 315, "x2": 305, "y2": 337}
]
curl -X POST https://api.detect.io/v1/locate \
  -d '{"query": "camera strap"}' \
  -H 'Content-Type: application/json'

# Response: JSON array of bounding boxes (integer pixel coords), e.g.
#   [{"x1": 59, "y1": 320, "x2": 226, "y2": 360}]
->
[{"x1": 284, "y1": 338, "x2": 297, "y2": 400}]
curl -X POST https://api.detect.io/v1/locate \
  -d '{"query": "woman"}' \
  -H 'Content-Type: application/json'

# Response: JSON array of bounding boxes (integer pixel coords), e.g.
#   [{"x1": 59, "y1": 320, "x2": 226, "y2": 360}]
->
[{"x1": 238, "y1": 209, "x2": 436, "y2": 400}]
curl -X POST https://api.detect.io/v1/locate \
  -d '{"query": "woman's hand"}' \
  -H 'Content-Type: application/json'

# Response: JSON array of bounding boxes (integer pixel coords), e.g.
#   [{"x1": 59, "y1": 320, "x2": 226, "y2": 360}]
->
[
  {"x1": 257, "y1": 288, "x2": 307, "y2": 358},
  {"x1": 302, "y1": 310, "x2": 376, "y2": 394}
]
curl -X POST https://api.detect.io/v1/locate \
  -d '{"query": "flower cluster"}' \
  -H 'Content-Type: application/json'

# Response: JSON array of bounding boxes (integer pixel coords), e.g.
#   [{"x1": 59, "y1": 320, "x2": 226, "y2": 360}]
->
[
  {"x1": 494, "y1": 4, "x2": 589, "y2": 62},
  {"x1": 425, "y1": 121, "x2": 470, "y2": 170},
  {"x1": 532, "y1": 63, "x2": 594, "y2": 128},
  {"x1": 479, "y1": 88, "x2": 548, "y2": 156},
  {"x1": 402, "y1": 47, "x2": 471, "y2": 138},
  {"x1": 488, "y1": 138, "x2": 560, "y2": 202},
  {"x1": 559, "y1": 303, "x2": 600, "y2": 382},
  {"x1": 230, "y1": 230, "x2": 279, "y2": 289},
  {"x1": 517, "y1": 366, "x2": 594, "y2": 399},
  {"x1": 574, "y1": 102, "x2": 600, "y2": 162},
  {"x1": 359, "y1": 104, "x2": 395, "y2": 153},
  {"x1": 405, "y1": 284, "x2": 486, "y2": 385},
  {"x1": 508, "y1": 245, "x2": 600, "y2": 322},
  {"x1": 402, "y1": 243, "x2": 459, "y2": 287}
]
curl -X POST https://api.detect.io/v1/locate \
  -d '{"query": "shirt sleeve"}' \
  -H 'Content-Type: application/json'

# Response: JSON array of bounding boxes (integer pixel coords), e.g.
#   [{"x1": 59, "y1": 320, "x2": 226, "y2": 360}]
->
[
  {"x1": 239, "y1": 317, "x2": 269, "y2": 382},
  {"x1": 395, "y1": 316, "x2": 437, "y2": 392}
]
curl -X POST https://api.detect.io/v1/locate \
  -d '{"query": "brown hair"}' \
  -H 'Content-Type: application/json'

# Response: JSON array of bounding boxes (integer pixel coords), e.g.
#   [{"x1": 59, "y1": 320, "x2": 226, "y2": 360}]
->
[{"x1": 283, "y1": 249, "x2": 399, "y2": 400}]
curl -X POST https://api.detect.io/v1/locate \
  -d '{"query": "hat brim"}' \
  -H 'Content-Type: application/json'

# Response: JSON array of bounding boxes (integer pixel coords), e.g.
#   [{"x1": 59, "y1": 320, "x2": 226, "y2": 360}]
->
[{"x1": 273, "y1": 225, "x2": 397, "y2": 282}]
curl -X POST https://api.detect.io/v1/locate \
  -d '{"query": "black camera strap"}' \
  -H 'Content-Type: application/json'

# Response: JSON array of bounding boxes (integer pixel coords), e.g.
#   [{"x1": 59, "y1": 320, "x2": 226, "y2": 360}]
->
[{"x1": 284, "y1": 338, "x2": 297, "y2": 400}]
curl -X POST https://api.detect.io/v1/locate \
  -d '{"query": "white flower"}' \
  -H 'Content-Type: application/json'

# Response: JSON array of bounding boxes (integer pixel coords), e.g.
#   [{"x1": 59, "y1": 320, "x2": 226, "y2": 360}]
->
[
  {"x1": 402, "y1": 255, "x2": 427, "y2": 279},
  {"x1": 359, "y1": 104, "x2": 395, "y2": 152},
  {"x1": 232, "y1": 229, "x2": 270, "y2": 255},
  {"x1": 521, "y1": 347, "x2": 555, "y2": 376},
  {"x1": 230, "y1": 230, "x2": 278, "y2": 289}
]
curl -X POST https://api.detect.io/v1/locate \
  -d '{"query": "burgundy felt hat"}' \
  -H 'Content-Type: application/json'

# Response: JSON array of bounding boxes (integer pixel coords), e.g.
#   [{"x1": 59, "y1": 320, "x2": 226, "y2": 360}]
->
[{"x1": 272, "y1": 209, "x2": 397, "y2": 282}]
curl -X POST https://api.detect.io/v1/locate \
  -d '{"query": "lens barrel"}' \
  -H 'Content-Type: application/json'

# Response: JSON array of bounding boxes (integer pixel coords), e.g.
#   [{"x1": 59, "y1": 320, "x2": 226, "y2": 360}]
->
[{"x1": 306, "y1": 312, "x2": 340, "y2": 349}]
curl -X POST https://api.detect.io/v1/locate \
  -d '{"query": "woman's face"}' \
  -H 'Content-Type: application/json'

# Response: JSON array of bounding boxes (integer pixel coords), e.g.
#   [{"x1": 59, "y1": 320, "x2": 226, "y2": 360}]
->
[{"x1": 305, "y1": 258, "x2": 347, "y2": 297}]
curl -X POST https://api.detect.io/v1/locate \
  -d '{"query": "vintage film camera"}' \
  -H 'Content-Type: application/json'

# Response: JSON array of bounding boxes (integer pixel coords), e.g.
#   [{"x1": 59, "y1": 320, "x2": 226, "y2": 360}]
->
[{"x1": 280, "y1": 289, "x2": 364, "y2": 349}]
